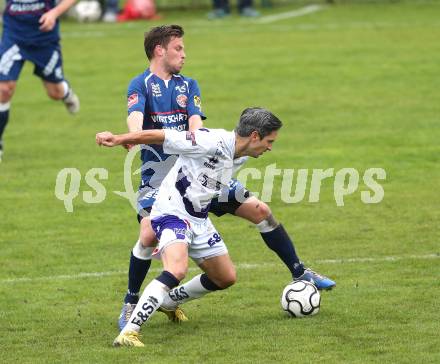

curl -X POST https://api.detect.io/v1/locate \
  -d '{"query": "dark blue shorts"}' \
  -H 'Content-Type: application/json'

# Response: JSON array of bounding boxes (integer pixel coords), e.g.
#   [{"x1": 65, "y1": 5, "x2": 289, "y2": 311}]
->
[
  {"x1": 0, "y1": 36, "x2": 65, "y2": 83},
  {"x1": 209, "y1": 179, "x2": 252, "y2": 217},
  {"x1": 136, "y1": 179, "x2": 252, "y2": 222}
]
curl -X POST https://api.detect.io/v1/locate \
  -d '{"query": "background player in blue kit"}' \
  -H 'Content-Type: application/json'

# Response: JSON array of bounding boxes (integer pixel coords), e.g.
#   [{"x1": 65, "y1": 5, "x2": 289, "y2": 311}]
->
[
  {"x1": 0, "y1": 0, "x2": 80, "y2": 162},
  {"x1": 118, "y1": 25, "x2": 336, "y2": 330}
]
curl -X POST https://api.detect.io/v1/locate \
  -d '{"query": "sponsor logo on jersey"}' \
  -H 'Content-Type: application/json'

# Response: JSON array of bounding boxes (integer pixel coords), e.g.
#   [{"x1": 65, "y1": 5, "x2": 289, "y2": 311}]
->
[
  {"x1": 151, "y1": 112, "x2": 188, "y2": 126},
  {"x1": 214, "y1": 142, "x2": 226, "y2": 158},
  {"x1": 214, "y1": 148, "x2": 225, "y2": 158},
  {"x1": 193, "y1": 95, "x2": 202, "y2": 110},
  {"x1": 9, "y1": 1, "x2": 45, "y2": 13},
  {"x1": 151, "y1": 83, "x2": 162, "y2": 97},
  {"x1": 128, "y1": 93, "x2": 138, "y2": 108},
  {"x1": 197, "y1": 173, "x2": 223, "y2": 191},
  {"x1": 176, "y1": 94, "x2": 188, "y2": 108},
  {"x1": 186, "y1": 131, "x2": 197, "y2": 146},
  {"x1": 204, "y1": 156, "x2": 219, "y2": 170},
  {"x1": 175, "y1": 85, "x2": 187, "y2": 93}
]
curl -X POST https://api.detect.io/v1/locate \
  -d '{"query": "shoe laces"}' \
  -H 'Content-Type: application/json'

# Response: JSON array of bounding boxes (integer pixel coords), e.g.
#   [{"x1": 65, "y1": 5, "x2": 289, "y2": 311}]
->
[
  {"x1": 175, "y1": 307, "x2": 186, "y2": 321},
  {"x1": 124, "y1": 331, "x2": 143, "y2": 345},
  {"x1": 126, "y1": 331, "x2": 141, "y2": 339},
  {"x1": 123, "y1": 304, "x2": 135, "y2": 321},
  {"x1": 305, "y1": 267, "x2": 325, "y2": 279}
]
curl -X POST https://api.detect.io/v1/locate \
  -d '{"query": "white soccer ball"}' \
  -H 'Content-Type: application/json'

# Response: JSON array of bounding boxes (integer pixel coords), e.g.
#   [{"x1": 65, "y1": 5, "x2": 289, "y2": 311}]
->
[
  {"x1": 73, "y1": 1, "x2": 102, "y2": 22},
  {"x1": 281, "y1": 280, "x2": 321, "y2": 317}
]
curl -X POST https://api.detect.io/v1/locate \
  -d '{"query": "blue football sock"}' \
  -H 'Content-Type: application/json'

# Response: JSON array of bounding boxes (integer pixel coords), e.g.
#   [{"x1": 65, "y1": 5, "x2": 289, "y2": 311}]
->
[
  {"x1": 124, "y1": 252, "x2": 152, "y2": 304},
  {"x1": 260, "y1": 224, "x2": 305, "y2": 278},
  {"x1": 0, "y1": 108, "x2": 10, "y2": 141}
]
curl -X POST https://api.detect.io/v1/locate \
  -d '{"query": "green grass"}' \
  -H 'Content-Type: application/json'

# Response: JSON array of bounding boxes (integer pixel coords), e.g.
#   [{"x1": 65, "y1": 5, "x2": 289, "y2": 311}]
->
[{"x1": 1, "y1": 2, "x2": 440, "y2": 363}]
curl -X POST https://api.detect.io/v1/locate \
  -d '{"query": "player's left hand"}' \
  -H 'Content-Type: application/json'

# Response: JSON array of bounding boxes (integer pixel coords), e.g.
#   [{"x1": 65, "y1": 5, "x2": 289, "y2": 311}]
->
[
  {"x1": 39, "y1": 10, "x2": 58, "y2": 32},
  {"x1": 96, "y1": 132, "x2": 117, "y2": 147}
]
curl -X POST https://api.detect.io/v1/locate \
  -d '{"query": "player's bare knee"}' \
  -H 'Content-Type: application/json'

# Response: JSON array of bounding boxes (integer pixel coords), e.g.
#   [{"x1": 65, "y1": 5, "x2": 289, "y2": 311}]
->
[
  {"x1": 258, "y1": 202, "x2": 272, "y2": 221},
  {"x1": 46, "y1": 87, "x2": 64, "y2": 100},
  {"x1": 139, "y1": 229, "x2": 154, "y2": 248},
  {"x1": 251, "y1": 201, "x2": 271, "y2": 223},
  {"x1": 223, "y1": 273, "x2": 237, "y2": 288},
  {"x1": 139, "y1": 219, "x2": 156, "y2": 247},
  {"x1": 0, "y1": 82, "x2": 15, "y2": 102},
  {"x1": 217, "y1": 269, "x2": 237, "y2": 289}
]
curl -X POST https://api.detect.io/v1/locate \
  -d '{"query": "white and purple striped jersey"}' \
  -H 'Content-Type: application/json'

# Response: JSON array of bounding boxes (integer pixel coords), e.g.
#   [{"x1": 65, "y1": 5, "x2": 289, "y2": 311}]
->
[
  {"x1": 127, "y1": 69, "x2": 205, "y2": 190},
  {"x1": 150, "y1": 128, "x2": 248, "y2": 230}
]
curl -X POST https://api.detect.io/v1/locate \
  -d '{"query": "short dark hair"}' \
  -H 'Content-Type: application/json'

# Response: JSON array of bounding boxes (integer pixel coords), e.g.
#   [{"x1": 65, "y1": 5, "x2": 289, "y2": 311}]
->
[
  {"x1": 235, "y1": 107, "x2": 282, "y2": 139},
  {"x1": 144, "y1": 25, "x2": 184, "y2": 61}
]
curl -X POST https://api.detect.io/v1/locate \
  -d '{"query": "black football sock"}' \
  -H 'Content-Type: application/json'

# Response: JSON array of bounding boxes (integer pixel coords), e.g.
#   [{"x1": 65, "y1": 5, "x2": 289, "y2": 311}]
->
[
  {"x1": 0, "y1": 106, "x2": 10, "y2": 142},
  {"x1": 124, "y1": 252, "x2": 152, "y2": 304},
  {"x1": 260, "y1": 224, "x2": 305, "y2": 278}
]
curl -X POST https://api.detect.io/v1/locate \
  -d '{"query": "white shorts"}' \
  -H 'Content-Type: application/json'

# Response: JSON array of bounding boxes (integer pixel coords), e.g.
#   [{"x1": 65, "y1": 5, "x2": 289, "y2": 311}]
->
[{"x1": 150, "y1": 214, "x2": 228, "y2": 262}]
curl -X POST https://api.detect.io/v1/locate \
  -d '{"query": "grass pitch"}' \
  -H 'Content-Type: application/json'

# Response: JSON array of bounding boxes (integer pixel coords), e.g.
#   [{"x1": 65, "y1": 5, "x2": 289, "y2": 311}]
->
[{"x1": 1, "y1": 2, "x2": 439, "y2": 363}]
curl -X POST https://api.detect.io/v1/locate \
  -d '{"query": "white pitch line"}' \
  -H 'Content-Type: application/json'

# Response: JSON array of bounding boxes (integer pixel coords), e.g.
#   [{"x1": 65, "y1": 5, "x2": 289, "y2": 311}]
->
[
  {"x1": 63, "y1": 31, "x2": 107, "y2": 38},
  {"x1": 1, "y1": 254, "x2": 438, "y2": 284},
  {"x1": 0, "y1": 264, "x2": 265, "y2": 284},
  {"x1": 257, "y1": 4, "x2": 325, "y2": 24},
  {"x1": 315, "y1": 253, "x2": 440, "y2": 265}
]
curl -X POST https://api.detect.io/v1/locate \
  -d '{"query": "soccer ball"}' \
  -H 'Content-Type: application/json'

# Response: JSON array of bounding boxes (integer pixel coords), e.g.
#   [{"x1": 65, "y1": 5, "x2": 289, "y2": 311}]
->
[
  {"x1": 73, "y1": 1, "x2": 102, "y2": 22},
  {"x1": 281, "y1": 280, "x2": 321, "y2": 317}
]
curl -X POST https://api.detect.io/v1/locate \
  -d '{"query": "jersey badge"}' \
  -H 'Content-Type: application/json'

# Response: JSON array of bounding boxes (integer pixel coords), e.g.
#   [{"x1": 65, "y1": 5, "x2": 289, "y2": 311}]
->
[
  {"x1": 128, "y1": 93, "x2": 138, "y2": 108},
  {"x1": 175, "y1": 85, "x2": 186, "y2": 93},
  {"x1": 176, "y1": 94, "x2": 188, "y2": 108}
]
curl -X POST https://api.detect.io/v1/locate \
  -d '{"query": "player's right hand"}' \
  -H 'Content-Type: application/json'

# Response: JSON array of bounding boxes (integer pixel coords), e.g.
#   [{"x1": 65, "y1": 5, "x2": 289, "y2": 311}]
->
[
  {"x1": 39, "y1": 10, "x2": 57, "y2": 32},
  {"x1": 96, "y1": 132, "x2": 117, "y2": 147}
]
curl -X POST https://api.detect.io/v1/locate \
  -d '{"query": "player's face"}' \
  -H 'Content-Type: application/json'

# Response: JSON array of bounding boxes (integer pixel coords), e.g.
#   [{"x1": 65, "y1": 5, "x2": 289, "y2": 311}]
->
[
  {"x1": 163, "y1": 37, "x2": 186, "y2": 74},
  {"x1": 249, "y1": 130, "x2": 278, "y2": 158}
]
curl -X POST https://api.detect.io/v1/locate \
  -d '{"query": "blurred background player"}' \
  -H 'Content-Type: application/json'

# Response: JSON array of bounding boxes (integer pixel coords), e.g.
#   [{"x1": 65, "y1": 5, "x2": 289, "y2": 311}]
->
[
  {"x1": 114, "y1": 0, "x2": 157, "y2": 22},
  {"x1": 102, "y1": 0, "x2": 119, "y2": 22},
  {"x1": 117, "y1": 24, "x2": 335, "y2": 331},
  {"x1": 208, "y1": 0, "x2": 260, "y2": 19},
  {"x1": 0, "y1": 0, "x2": 80, "y2": 162}
]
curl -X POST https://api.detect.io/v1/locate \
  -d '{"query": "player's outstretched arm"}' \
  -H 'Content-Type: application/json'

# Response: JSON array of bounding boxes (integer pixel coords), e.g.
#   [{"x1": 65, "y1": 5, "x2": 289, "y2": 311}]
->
[
  {"x1": 188, "y1": 115, "x2": 203, "y2": 131},
  {"x1": 39, "y1": 0, "x2": 76, "y2": 32},
  {"x1": 96, "y1": 130, "x2": 166, "y2": 148}
]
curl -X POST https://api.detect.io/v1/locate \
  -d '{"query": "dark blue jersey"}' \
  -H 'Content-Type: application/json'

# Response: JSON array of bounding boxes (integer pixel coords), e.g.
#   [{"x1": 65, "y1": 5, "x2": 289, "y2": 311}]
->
[
  {"x1": 3, "y1": 0, "x2": 60, "y2": 45},
  {"x1": 127, "y1": 69, "x2": 206, "y2": 189}
]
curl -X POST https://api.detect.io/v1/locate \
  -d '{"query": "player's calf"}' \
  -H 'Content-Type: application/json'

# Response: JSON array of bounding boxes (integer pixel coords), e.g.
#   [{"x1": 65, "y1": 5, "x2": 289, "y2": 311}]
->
[
  {"x1": 0, "y1": 101, "x2": 11, "y2": 162},
  {"x1": 44, "y1": 81, "x2": 80, "y2": 114}
]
